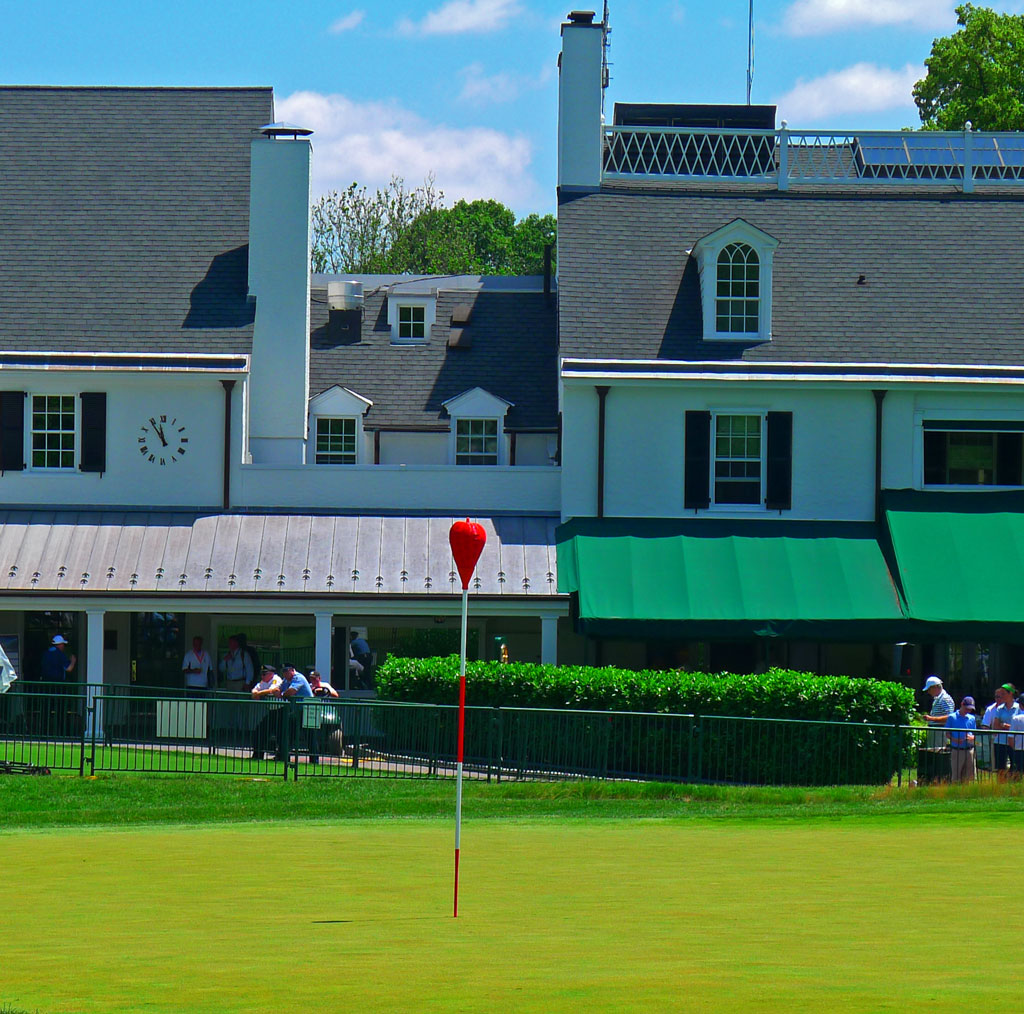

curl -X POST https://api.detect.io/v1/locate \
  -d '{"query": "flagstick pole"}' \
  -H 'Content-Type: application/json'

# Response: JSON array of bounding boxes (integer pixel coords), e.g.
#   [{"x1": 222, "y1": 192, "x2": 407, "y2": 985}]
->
[{"x1": 454, "y1": 584, "x2": 468, "y2": 918}]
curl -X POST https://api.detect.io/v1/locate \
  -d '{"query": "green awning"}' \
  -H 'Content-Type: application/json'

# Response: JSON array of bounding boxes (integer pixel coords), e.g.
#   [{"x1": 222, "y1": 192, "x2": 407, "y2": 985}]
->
[
  {"x1": 557, "y1": 518, "x2": 906, "y2": 640},
  {"x1": 885, "y1": 490, "x2": 1024, "y2": 637}
]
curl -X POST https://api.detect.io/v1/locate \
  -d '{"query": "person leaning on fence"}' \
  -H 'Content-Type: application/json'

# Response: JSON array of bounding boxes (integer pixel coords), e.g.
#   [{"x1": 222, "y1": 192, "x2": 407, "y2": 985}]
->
[
  {"x1": 277, "y1": 663, "x2": 317, "y2": 764},
  {"x1": 1009, "y1": 695, "x2": 1024, "y2": 777},
  {"x1": 945, "y1": 696, "x2": 977, "y2": 782},
  {"x1": 990, "y1": 684, "x2": 1020, "y2": 777},
  {"x1": 308, "y1": 669, "x2": 339, "y2": 698},
  {"x1": 250, "y1": 664, "x2": 282, "y2": 761}
]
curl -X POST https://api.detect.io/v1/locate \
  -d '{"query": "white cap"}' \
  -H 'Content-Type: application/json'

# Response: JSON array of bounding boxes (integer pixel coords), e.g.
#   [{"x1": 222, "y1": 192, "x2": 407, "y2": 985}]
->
[
  {"x1": 51, "y1": 634, "x2": 68, "y2": 645},
  {"x1": 922, "y1": 675, "x2": 942, "y2": 691}
]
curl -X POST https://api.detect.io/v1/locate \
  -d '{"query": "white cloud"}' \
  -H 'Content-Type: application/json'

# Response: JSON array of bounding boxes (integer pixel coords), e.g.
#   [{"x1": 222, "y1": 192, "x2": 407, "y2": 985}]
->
[
  {"x1": 396, "y1": 0, "x2": 523, "y2": 36},
  {"x1": 457, "y1": 61, "x2": 552, "y2": 105},
  {"x1": 782, "y1": 0, "x2": 952, "y2": 36},
  {"x1": 276, "y1": 90, "x2": 542, "y2": 210},
  {"x1": 773, "y1": 62, "x2": 921, "y2": 122},
  {"x1": 328, "y1": 10, "x2": 365, "y2": 34}
]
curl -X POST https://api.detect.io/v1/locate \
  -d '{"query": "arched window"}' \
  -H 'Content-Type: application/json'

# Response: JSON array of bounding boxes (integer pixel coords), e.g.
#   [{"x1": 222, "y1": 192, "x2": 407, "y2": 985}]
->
[{"x1": 715, "y1": 243, "x2": 760, "y2": 334}]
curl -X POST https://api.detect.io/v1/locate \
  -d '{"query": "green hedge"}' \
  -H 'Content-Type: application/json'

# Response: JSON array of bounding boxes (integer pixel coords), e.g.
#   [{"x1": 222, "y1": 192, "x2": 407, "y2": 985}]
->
[
  {"x1": 375, "y1": 657, "x2": 915, "y2": 724},
  {"x1": 372, "y1": 658, "x2": 916, "y2": 786}
]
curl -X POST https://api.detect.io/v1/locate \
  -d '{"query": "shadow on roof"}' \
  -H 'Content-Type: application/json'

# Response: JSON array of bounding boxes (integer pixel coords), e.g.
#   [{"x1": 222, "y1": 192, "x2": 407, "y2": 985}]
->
[{"x1": 183, "y1": 245, "x2": 256, "y2": 330}]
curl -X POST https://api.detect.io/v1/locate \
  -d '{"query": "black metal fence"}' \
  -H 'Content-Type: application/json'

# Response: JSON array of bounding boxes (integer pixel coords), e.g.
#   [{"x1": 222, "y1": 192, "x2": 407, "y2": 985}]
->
[{"x1": 0, "y1": 683, "x2": 1014, "y2": 786}]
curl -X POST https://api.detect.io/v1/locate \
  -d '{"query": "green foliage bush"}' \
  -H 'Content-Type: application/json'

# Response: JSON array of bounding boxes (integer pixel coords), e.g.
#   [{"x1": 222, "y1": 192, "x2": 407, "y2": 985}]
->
[
  {"x1": 373, "y1": 658, "x2": 916, "y2": 786},
  {"x1": 375, "y1": 657, "x2": 915, "y2": 724}
]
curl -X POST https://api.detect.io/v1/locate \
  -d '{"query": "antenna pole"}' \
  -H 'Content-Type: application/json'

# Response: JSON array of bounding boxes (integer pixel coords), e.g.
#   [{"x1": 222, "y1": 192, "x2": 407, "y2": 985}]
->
[{"x1": 746, "y1": 0, "x2": 754, "y2": 105}]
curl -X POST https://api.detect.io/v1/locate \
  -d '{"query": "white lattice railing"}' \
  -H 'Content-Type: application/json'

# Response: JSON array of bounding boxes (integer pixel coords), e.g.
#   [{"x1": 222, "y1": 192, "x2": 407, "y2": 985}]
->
[{"x1": 602, "y1": 125, "x2": 1024, "y2": 192}]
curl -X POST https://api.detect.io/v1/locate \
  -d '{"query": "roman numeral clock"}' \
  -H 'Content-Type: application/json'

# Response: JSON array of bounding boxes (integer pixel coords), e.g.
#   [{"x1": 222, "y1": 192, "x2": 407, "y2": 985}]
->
[{"x1": 138, "y1": 415, "x2": 189, "y2": 466}]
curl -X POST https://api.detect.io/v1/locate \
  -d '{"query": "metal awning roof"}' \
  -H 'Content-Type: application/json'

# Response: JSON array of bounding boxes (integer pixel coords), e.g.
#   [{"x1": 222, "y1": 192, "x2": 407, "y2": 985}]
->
[{"x1": 0, "y1": 512, "x2": 559, "y2": 597}]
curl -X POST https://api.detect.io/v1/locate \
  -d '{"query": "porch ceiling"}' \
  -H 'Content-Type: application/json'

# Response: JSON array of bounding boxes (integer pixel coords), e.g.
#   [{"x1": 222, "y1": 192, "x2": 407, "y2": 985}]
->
[{"x1": 0, "y1": 512, "x2": 559, "y2": 598}]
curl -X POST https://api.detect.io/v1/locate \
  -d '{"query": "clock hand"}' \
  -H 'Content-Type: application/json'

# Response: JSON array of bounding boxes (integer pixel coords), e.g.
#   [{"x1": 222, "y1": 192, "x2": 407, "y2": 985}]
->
[{"x1": 154, "y1": 424, "x2": 168, "y2": 447}]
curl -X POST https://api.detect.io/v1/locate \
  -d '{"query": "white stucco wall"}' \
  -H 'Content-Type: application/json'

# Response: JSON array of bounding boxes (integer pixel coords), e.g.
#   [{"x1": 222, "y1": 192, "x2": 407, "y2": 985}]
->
[
  {"x1": 0, "y1": 371, "x2": 234, "y2": 509},
  {"x1": 563, "y1": 378, "x2": 1024, "y2": 522},
  {"x1": 377, "y1": 432, "x2": 448, "y2": 466}
]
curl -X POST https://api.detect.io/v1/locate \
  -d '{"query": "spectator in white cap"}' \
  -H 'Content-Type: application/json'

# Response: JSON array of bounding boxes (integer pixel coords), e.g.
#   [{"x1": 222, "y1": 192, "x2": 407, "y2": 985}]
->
[
  {"x1": 921, "y1": 676, "x2": 955, "y2": 725},
  {"x1": 945, "y1": 696, "x2": 977, "y2": 782},
  {"x1": 921, "y1": 676, "x2": 955, "y2": 751}
]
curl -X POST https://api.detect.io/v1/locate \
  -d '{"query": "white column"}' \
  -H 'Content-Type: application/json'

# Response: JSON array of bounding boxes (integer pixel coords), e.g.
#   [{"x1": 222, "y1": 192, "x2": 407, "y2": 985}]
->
[
  {"x1": 314, "y1": 612, "x2": 333, "y2": 683},
  {"x1": 85, "y1": 608, "x2": 105, "y2": 739},
  {"x1": 540, "y1": 613, "x2": 559, "y2": 665}
]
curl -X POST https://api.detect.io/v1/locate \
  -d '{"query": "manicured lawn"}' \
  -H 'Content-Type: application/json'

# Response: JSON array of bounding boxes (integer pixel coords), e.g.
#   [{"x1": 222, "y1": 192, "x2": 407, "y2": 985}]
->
[{"x1": 1, "y1": 811, "x2": 1020, "y2": 1013}]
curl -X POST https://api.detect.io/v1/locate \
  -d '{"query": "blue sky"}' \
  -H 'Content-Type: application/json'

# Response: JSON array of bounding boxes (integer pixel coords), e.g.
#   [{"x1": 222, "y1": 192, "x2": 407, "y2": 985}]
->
[{"x1": 6, "y1": 1, "x2": 1023, "y2": 213}]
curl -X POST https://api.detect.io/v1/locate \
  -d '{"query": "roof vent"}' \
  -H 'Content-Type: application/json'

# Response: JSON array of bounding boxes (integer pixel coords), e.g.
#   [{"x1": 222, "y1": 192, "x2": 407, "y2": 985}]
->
[
  {"x1": 327, "y1": 280, "x2": 364, "y2": 310},
  {"x1": 567, "y1": 10, "x2": 596, "y2": 23},
  {"x1": 258, "y1": 122, "x2": 314, "y2": 139}
]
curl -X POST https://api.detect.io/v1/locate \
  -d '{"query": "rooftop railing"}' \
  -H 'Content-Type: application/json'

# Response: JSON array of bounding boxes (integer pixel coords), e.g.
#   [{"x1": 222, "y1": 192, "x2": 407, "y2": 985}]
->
[{"x1": 602, "y1": 124, "x2": 1024, "y2": 192}]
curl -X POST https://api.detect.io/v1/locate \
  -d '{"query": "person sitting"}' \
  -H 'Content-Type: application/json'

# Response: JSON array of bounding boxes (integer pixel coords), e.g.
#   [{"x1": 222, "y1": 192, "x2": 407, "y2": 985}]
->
[{"x1": 308, "y1": 669, "x2": 339, "y2": 698}]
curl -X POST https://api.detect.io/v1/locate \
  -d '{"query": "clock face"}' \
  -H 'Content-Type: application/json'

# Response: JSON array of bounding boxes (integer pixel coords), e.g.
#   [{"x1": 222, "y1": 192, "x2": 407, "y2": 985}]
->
[{"x1": 138, "y1": 414, "x2": 189, "y2": 466}]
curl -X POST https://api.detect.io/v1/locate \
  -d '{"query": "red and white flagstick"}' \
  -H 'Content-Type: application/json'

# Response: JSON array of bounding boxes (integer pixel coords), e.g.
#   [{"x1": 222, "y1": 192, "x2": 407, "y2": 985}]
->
[{"x1": 449, "y1": 519, "x2": 486, "y2": 919}]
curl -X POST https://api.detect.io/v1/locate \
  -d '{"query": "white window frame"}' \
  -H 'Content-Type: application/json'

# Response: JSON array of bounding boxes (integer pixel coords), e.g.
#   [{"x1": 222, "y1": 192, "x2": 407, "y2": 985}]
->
[
  {"x1": 454, "y1": 418, "x2": 500, "y2": 466},
  {"x1": 443, "y1": 387, "x2": 512, "y2": 466},
  {"x1": 387, "y1": 293, "x2": 436, "y2": 345},
  {"x1": 710, "y1": 410, "x2": 766, "y2": 510},
  {"x1": 917, "y1": 414, "x2": 1024, "y2": 490},
  {"x1": 307, "y1": 385, "x2": 372, "y2": 465},
  {"x1": 28, "y1": 393, "x2": 78, "y2": 471},
  {"x1": 313, "y1": 416, "x2": 359, "y2": 465},
  {"x1": 692, "y1": 219, "x2": 778, "y2": 343}
]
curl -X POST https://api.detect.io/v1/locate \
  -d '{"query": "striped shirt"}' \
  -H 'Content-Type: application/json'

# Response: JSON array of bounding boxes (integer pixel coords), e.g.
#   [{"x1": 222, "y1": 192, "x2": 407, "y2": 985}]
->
[{"x1": 930, "y1": 690, "x2": 955, "y2": 719}]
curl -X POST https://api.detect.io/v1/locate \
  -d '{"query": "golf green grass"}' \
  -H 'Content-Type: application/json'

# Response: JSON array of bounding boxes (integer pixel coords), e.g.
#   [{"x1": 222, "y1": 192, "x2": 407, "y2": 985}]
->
[{"x1": 2, "y1": 812, "x2": 1020, "y2": 1013}]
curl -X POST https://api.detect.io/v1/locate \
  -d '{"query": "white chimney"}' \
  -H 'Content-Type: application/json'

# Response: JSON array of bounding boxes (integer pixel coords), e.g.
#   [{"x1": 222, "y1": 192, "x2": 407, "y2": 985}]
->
[
  {"x1": 247, "y1": 124, "x2": 313, "y2": 464},
  {"x1": 558, "y1": 10, "x2": 605, "y2": 193}
]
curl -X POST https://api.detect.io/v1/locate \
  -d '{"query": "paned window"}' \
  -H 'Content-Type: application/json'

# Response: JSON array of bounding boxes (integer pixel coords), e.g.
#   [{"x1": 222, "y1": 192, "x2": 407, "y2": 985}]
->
[
  {"x1": 314, "y1": 417, "x2": 357, "y2": 464},
  {"x1": 923, "y1": 424, "x2": 1023, "y2": 486},
  {"x1": 715, "y1": 243, "x2": 759, "y2": 334},
  {"x1": 30, "y1": 395, "x2": 76, "y2": 469},
  {"x1": 398, "y1": 305, "x2": 426, "y2": 340},
  {"x1": 714, "y1": 414, "x2": 762, "y2": 504},
  {"x1": 455, "y1": 418, "x2": 498, "y2": 466}
]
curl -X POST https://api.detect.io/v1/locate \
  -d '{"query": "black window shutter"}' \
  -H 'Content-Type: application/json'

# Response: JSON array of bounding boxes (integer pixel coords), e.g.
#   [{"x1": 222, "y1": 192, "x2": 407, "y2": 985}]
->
[
  {"x1": 0, "y1": 392, "x2": 25, "y2": 472},
  {"x1": 684, "y1": 410, "x2": 711, "y2": 509},
  {"x1": 80, "y1": 393, "x2": 107, "y2": 473},
  {"x1": 997, "y1": 432, "x2": 1023, "y2": 486},
  {"x1": 923, "y1": 431, "x2": 945, "y2": 486},
  {"x1": 765, "y1": 411, "x2": 793, "y2": 510}
]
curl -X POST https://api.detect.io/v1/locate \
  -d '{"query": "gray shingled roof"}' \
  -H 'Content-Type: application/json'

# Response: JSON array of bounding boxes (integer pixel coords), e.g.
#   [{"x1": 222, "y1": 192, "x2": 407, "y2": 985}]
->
[
  {"x1": 0, "y1": 86, "x2": 273, "y2": 354},
  {"x1": 558, "y1": 187, "x2": 1024, "y2": 365},
  {"x1": 309, "y1": 284, "x2": 558, "y2": 430}
]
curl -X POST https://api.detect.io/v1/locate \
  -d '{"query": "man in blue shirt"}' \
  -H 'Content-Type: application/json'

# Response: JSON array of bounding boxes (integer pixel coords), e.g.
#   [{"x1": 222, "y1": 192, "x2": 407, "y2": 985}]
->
[
  {"x1": 276, "y1": 664, "x2": 316, "y2": 764},
  {"x1": 945, "y1": 696, "x2": 977, "y2": 783},
  {"x1": 41, "y1": 635, "x2": 76, "y2": 682},
  {"x1": 990, "y1": 684, "x2": 1020, "y2": 777}
]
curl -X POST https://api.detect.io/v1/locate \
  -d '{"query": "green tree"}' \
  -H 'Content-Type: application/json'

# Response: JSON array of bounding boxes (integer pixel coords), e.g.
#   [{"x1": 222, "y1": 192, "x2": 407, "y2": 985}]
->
[
  {"x1": 311, "y1": 184, "x2": 556, "y2": 276},
  {"x1": 310, "y1": 176, "x2": 444, "y2": 274},
  {"x1": 914, "y1": 4, "x2": 1024, "y2": 130}
]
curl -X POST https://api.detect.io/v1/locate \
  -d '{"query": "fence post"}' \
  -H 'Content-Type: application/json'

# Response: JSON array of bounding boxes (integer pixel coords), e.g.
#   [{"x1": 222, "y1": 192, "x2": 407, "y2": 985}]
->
[
  {"x1": 963, "y1": 122, "x2": 974, "y2": 194},
  {"x1": 80, "y1": 692, "x2": 90, "y2": 777},
  {"x1": 688, "y1": 713, "x2": 700, "y2": 783},
  {"x1": 894, "y1": 724, "x2": 902, "y2": 788},
  {"x1": 496, "y1": 706, "x2": 503, "y2": 783},
  {"x1": 777, "y1": 121, "x2": 789, "y2": 191}
]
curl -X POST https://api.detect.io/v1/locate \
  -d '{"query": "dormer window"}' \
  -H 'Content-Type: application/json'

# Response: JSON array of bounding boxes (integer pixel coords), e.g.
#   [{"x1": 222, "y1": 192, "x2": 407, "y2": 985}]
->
[
  {"x1": 387, "y1": 292, "x2": 436, "y2": 345},
  {"x1": 693, "y1": 219, "x2": 778, "y2": 342},
  {"x1": 307, "y1": 385, "x2": 372, "y2": 465},
  {"x1": 443, "y1": 387, "x2": 513, "y2": 466},
  {"x1": 716, "y1": 244, "x2": 759, "y2": 334},
  {"x1": 398, "y1": 305, "x2": 425, "y2": 340}
]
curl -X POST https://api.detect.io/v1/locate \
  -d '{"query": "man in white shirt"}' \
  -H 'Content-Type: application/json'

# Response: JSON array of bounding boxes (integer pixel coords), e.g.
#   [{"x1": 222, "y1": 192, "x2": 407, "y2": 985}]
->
[
  {"x1": 921, "y1": 676, "x2": 955, "y2": 750},
  {"x1": 1009, "y1": 694, "x2": 1024, "y2": 777},
  {"x1": 250, "y1": 664, "x2": 282, "y2": 760},
  {"x1": 990, "y1": 684, "x2": 1020, "y2": 777},
  {"x1": 182, "y1": 636, "x2": 214, "y2": 694}
]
